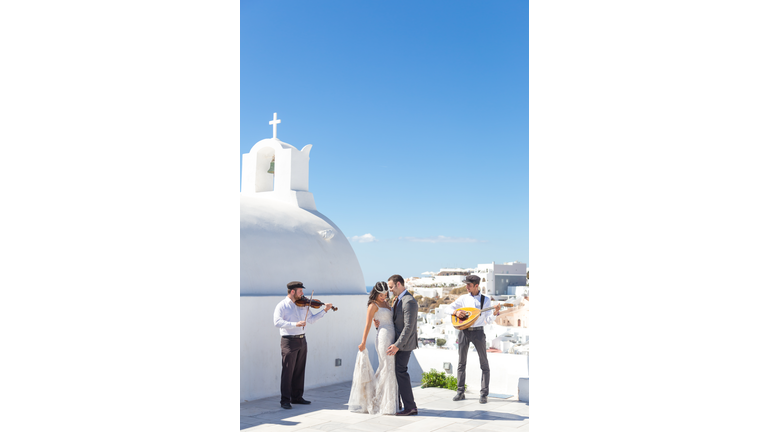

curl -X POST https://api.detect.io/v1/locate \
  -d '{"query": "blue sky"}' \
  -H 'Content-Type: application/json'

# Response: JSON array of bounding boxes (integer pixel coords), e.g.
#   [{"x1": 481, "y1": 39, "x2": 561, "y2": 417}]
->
[{"x1": 241, "y1": 1, "x2": 528, "y2": 285}]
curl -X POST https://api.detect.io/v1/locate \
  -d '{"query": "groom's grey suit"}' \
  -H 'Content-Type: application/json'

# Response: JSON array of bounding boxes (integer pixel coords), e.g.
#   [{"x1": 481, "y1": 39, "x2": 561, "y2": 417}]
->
[{"x1": 392, "y1": 291, "x2": 418, "y2": 411}]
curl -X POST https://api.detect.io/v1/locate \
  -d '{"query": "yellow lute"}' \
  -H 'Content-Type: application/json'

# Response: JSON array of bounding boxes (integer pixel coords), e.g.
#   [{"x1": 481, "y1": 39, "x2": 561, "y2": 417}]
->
[
  {"x1": 450, "y1": 306, "x2": 499, "y2": 330},
  {"x1": 450, "y1": 303, "x2": 515, "y2": 330}
]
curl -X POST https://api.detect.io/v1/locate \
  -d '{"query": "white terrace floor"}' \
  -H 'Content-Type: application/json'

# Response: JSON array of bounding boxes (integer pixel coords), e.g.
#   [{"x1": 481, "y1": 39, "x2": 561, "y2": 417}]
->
[{"x1": 240, "y1": 381, "x2": 529, "y2": 432}]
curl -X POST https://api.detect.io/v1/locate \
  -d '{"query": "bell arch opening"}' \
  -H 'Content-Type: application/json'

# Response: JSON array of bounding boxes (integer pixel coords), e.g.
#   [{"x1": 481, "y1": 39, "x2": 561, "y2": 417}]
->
[{"x1": 255, "y1": 147, "x2": 276, "y2": 192}]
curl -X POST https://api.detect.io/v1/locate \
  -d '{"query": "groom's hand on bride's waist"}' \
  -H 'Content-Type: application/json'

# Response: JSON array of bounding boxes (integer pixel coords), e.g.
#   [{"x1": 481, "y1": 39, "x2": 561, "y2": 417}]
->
[
  {"x1": 373, "y1": 319, "x2": 380, "y2": 329},
  {"x1": 386, "y1": 344, "x2": 399, "y2": 356}
]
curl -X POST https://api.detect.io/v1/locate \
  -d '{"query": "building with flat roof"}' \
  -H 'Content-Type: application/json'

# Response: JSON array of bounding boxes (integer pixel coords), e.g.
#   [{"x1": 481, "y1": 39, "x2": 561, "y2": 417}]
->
[{"x1": 476, "y1": 261, "x2": 527, "y2": 296}]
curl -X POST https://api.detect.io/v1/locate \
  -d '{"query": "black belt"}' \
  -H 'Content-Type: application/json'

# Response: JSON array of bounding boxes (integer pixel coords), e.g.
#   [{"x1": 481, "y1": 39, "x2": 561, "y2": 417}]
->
[
  {"x1": 464, "y1": 327, "x2": 484, "y2": 331},
  {"x1": 282, "y1": 334, "x2": 305, "y2": 339}
]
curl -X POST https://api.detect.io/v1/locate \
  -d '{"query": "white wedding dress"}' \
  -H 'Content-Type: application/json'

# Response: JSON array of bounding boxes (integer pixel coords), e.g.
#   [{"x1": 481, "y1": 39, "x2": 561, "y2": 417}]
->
[{"x1": 347, "y1": 306, "x2": 399, "y2": 415}]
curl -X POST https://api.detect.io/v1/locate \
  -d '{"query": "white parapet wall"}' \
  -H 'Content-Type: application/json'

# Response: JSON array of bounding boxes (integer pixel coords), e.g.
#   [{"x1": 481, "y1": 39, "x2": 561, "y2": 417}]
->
[
  {"x1": 412, "y1": 348, "x2": 529, "y2": 397},
  {"x1": 241, "y1": 294, "x2": 375, "y2": 402}
]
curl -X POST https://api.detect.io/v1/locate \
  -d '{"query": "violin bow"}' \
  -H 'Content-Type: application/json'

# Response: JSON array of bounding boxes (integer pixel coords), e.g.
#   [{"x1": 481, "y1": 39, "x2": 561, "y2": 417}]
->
[{"x1": 303, "y1": 290, "x2": 315, "y2": 323}]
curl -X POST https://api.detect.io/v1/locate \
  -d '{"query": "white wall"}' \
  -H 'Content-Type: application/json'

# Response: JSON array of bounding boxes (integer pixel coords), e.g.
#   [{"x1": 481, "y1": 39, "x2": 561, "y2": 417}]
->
[
  {"x1": 412, "y1": 348, "x2": 529, "y2": 397},
  {"x1": 241, "y1": 294, "x2": 375, "y2": 402}
]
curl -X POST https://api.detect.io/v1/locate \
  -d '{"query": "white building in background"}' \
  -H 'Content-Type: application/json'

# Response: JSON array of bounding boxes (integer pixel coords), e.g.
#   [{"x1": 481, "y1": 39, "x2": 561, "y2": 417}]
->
[
  {"x1": 407, "y1": 268, "x2": 472, "y2": 296},
  {"x1": 476, "y1": 261, "x2": 527, "y2": 296},
  {"x1": 411, "y1": 262, "x2": 528, "y2": 297}
]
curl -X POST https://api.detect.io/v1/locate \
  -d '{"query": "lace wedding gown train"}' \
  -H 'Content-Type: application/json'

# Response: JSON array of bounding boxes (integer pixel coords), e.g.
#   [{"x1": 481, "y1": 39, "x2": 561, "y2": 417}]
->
[{"x1": 348, "y1": 306, "x2": 399, "y2": 415}]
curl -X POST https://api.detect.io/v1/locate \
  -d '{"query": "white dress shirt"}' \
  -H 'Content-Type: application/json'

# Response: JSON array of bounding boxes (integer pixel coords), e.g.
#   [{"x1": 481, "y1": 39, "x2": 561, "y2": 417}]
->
[
  {"x1": 273, "y1": 296, "x2": 327, "y2": 336},
  {"x1": 445, "y1": 293, "x2": 496, "y2": 328}
]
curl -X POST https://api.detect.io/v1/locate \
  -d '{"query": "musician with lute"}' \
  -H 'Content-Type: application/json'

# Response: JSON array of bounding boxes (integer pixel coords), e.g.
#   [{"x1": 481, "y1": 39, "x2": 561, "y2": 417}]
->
[
  {"x1": 273, "y1": 281, "x2": 335, "y2": 410},
  {"x1": 444, "y1": 275, "x2": 501, "y2": 404}
]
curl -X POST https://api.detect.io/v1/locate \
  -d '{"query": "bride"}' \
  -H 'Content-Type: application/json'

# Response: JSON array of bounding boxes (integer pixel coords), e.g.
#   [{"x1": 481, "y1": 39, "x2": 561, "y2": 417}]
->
[{"x1": 347, "y1": 281, "x2": 399, "y2": 415}]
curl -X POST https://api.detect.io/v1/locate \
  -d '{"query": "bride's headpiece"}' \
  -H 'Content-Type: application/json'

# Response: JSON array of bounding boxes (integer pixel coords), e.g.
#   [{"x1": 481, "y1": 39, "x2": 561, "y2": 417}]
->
[{"x1": 374, "y1": 281, "x2": 388, "y2": 293}]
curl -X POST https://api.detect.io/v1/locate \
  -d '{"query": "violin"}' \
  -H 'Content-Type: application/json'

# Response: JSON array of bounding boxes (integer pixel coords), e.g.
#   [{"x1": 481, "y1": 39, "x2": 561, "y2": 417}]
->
[{"x1": 295, "y1": 295, "x2": 338, "y2": 311}]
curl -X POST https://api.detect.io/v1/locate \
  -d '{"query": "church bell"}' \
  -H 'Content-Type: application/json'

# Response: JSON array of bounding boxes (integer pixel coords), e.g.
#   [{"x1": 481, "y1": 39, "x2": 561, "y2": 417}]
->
[{"x1": 267, "y1": 156, "x2": 275, "y2": 174}]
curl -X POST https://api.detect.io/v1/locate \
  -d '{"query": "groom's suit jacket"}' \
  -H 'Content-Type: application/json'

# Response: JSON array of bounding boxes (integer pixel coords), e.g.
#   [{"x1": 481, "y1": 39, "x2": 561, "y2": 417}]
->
[{"x1": 392, "y1": 292, "x2": 419, "y2": 351}]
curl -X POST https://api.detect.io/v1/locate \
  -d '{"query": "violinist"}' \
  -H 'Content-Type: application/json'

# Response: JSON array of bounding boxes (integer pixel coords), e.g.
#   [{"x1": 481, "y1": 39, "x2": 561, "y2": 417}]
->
[{"x1": 273, "y1": 281, "x2": 334, "y2": 410}]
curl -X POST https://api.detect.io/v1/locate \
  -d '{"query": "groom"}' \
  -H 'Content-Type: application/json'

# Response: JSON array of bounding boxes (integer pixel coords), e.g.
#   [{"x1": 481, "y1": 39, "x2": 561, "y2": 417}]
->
[{"x1": 385, "y1": 274, "x2": 419, "y2": 416}]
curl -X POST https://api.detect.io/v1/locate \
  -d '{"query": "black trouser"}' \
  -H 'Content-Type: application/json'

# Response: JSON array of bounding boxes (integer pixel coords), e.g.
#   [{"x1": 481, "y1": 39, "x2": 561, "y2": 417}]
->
[
  {"x1": 395, "y1": 350, "x2": 417, "y2": 411},
  {"x1": 456, "y1": 328, "x2": 490, "y2": 397},
  {"x1": 280, "y1": 336, "x2": 307, "y2": 404}
]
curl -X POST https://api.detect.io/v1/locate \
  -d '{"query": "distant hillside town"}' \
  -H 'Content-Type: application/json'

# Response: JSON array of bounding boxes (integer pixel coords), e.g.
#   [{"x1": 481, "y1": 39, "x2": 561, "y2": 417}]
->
[{"x1": 405, "y1": 261, "x2": 530, "y2": 355}]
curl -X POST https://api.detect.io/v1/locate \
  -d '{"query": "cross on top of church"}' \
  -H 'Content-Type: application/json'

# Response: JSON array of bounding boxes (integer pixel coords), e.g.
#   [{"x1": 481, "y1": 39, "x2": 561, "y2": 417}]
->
[{"x1": 269, "y1": 113, "x2": 281, "y2": 138}]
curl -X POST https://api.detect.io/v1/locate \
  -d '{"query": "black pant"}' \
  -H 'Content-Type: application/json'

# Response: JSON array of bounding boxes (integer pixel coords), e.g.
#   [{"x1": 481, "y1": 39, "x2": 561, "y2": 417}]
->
[
  {"x1": 395, "y1": 350, "x2": 416, "y2": 411},
  {"x1": 280, "y1": 336, "x2": 307, "y2": 404},
  {"x1": 456, "y1": 329, "x2": 490, "y2": 397}
]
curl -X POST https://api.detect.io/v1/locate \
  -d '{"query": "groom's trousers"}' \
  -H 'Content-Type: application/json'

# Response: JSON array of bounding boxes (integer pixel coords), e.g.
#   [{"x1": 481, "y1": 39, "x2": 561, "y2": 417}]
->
[
  {"x1": 456, "y1": 328, "x2": 490, "y2": 397},
  {"x1": 395, "y1": 350, "x2": 417, "y2": 410}
]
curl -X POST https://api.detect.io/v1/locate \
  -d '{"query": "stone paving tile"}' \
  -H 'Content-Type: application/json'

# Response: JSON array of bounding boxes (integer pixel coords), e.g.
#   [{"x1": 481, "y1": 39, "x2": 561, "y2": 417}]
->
[
  {"x1": 247, "y1": 422, "x2": 331, "y2": 432},
  {"x1": 344, "y1": 420, "x2": 401, "y2": 432},
  {"x1": 240, "y1": 425, "x2": 285, "y2": 432},
  {"x1": 417, "y1": 399, "x2": 475, "y2": 412},
  {"x1": 430, "y1": 423, "x2": 477, "y2": 432},
  {"x1": 260, "y1": 417, "x2": 331, "y2": 430},
  {"x1": 311, "y1": 421, "x2": 368, "y2": 431},
  {"x1": 471, "y1": 417, "x2": 529, "y2": 430},
  {"x1": 242, "y1": 400, "x2": 280, "y2": 409},
  {"x1": 241, "y1": 415, "x2": 266, "y2": 426},
  {"x1": 303, "y1": 411, "x2": 373, "y2": 424},
  {"x1": 252, "y1": 410, "x2": 308, "y2": 422},
  {"x1": 473, "y1": 411, "x2": 529, "y2": 421},
  {"x1": 457, "y1": 419, "x2": 490, "y2": 429},
  {"x1": 367, "y1": 413, "x2": 424, "y2": 426},
  {"x1": 354, "y1": 414, "x2": 421, "y2": 429},
  {"x1": 308, "y1": 427, "x2": 369, "y2": 432},
  {"x1": 413, "y1": 395, "x2": 442, "y2": 405},
  {"x1": 490, "y1": 401, "x2": 527, "y2": 413},
  {"x1": 288, "y1": 429, "x2": 332, "y2": 432},
  {"x1": 241, "y1": 406, "x2": 285, "y2": 417},
  {"x1": 432, "y1": 408, "x2": 484, "y2": 420},
  {"x1": 408, "y1": 407, "x2": 450, "y2": 418},
  {"x1": 388, "y1": 417, "x2": 458, "y2": 431},
  {"x1": 511, "y1": 406, "x2": 529, "y2": 417}
]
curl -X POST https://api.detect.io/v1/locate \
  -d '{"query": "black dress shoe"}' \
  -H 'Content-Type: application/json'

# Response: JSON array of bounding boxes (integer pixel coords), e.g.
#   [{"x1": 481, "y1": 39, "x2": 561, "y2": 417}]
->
[
  {"x1": 396, "y1": 408, "x2": 418, "y2": 416},
  {"x1": 291, "y1": 398, "x2": 311, "y2": 405},
  {"x1": 281, "y1": 402, "x2": 292, "y2": 409},
  {"x1": 479, "y1": 396, "x2": 488, "y2": 404},
  {"x1": 453, "y1": 393, "x2": 465, "y2": 401}
]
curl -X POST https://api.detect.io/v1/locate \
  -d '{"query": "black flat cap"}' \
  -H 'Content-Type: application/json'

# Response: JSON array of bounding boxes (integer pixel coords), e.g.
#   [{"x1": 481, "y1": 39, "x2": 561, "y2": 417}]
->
[
  {"x1": 287, "y1": 281, "x2": 305, "y2": 290},
  {"x1": 462, "y1": 275, "x2": 481, "y2": 285}
]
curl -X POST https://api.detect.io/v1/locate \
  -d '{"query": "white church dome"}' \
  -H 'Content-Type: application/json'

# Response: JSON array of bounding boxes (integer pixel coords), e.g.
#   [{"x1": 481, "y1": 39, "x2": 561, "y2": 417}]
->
[
  {"x1": 240, "y1": 114, "x2": 366, "y2": 296},
  {"x1": 240, "y1": 195, "x2": 365, "y2": 295}
]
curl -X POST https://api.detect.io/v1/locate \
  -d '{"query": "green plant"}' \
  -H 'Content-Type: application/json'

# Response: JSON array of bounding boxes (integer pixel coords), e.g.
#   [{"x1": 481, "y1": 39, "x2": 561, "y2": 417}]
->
[
  {"x1": 421, "y1": 368, "x2": 462, "y2": 391},
  {"x1": 436, "y1": 338, "x2": 446, "y2": 347}
]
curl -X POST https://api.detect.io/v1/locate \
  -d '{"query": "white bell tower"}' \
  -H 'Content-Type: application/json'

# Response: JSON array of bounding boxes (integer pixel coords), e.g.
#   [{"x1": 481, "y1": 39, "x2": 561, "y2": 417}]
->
[{"x1": 241, "y1": 113, "x2": 316, "y2": 210}]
